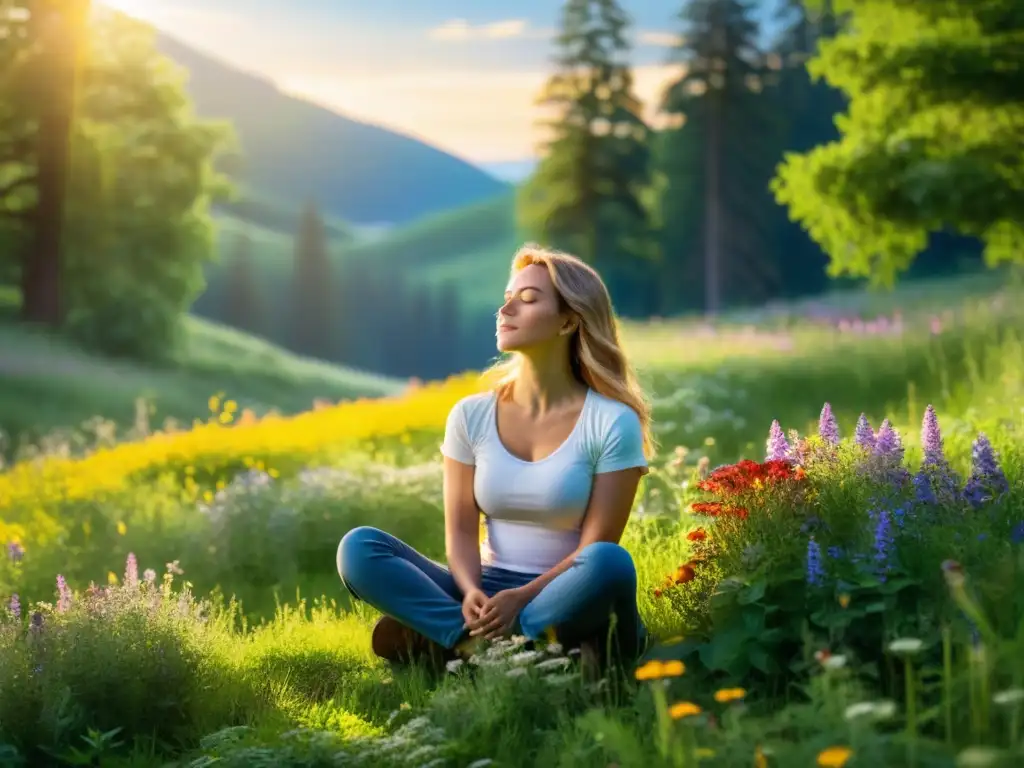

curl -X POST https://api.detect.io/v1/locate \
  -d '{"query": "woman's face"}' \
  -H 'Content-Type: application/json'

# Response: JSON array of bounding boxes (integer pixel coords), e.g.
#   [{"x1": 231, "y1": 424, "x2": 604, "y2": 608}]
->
[{"x1": 496, "y1": 263, "x2": 570, "y2": 353}]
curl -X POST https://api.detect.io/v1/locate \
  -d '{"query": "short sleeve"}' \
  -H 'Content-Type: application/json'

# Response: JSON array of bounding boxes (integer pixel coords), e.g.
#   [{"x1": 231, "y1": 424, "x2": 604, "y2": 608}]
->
[
  {"x1": 595, "y1": 409, "x2": 648, "y2": 475},
  {"x1": 440, "y1": 400, "x2": 475, "y2": 465}
]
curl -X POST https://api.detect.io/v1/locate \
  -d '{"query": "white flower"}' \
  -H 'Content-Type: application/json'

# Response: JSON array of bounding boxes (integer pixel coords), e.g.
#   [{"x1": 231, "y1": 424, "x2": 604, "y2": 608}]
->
[
  {"x1": 843, "y1": 702, "x2": 877, "y2": 720},
  {"x1": 993, "y1": 688, "x2": 1024, "y2": 706},
  {"x1": 445, "y1": 659, "x2": 464, "y2": 674},
  {"x1": 545, "y1": 643, "x2": 564, "y2": 656},
  {"x1": 822, "y1": 654, "x2": 847, "y2": 670},
  {"x1": 544, "y1": 673, "x2": 577, "y2": 686},
  {"x1": 887, "y1": 637, "x2": 924, "y2": 655},
  {"x1": 505, "y1": 667, "x2": 527, "y2": 678},
  {"x1": 536, "y1": 657, "x2": 571, "y2": 671},
  {"x1": 956, "y1": 746, "x2": 1002, "y2": 766},
  {"x1": 467, "y1": 760, "x2": 495, "y2": 768},
  {"x1": 509, "y1": 650, "x2": 542, "y2": 666}
]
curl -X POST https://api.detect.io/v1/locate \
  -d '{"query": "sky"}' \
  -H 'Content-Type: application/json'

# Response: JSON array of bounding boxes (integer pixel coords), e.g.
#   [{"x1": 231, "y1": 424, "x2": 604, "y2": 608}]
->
[{"x1": 100, "y1": 1, "x2": 781, "y2": 177}]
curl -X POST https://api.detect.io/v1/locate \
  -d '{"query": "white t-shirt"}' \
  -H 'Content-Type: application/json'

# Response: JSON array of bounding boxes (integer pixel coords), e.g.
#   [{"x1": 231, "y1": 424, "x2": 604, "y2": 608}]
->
[{"x1": 440, "y1": 388, "x2": 648, "y2": 574}]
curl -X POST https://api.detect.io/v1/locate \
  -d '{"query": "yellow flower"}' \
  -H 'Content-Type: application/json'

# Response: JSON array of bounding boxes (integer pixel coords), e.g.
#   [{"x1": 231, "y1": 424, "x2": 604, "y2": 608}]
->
[
  {"x1": 838, "y1": 593, "x2": 850, "y2": 609},
  {"x1": 224, "y1": 400, "x2": 237, "y2": 413},
  {"x1": 208, "y1": 395, "x2": 220, "y2": 413},
  {"x1": 754, "y1": 745, "x2": 768, "y2": 768},
  {"x1": 817, "y1": 746, "x2": 853, "y2": 767},
  {"x1": 668, "y1": 701, "x2": 701, "y2": 719},
  {"x1": 714, "y1": 687, "x2": 746, "y2": 703},
  {"x1": 634, "y1": 659, "x2": 686, "y2": 681},
  {"x1": 107, "y1": 571, "x2": 118, "y2": 585},
  {"x1": 116, "y1": 521, "x2": 127, "y2": 536}
]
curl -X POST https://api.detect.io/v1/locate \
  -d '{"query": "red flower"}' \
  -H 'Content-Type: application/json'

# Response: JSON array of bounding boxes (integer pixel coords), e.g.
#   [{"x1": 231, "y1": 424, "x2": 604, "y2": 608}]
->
[
  {"x1": 674, "y1": 563, "x2": 696, "y2": 584},
  {"x1": 687, "y1": 528, "x2": 707, "y2": 542}
]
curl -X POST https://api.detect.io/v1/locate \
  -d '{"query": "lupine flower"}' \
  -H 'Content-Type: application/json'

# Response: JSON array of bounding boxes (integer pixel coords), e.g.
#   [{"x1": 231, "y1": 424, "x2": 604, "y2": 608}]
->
[
  {"x1": 56, "y1": 574, "x2": 72, "y2": 612},
  {"x1": 8, "y1": 593, "x2": 19, "y2": 620},
  {"x1": 819, "y1": 402, "x2": 839, "y2": 444},
  {"x1": 806, "y1": 537, "x2": 825, "y2": 586},
  {"x1": 766, "y1": 420, "x2": 790, "y2": 461},
  {"x1": 6, "y1": 542, "x2": 23, "y2": 563},
  {"x1": 913, "y1": 470, "x2": 936, "y2": 505},
  {"x1": 124, "y1": 552, "x2": 139, "y2": 588},
  {"x1": 143, "y1": 568, "x2": 157, "y2": 584},
  {"x1": 963, "y1": 433, "x2": 1008, "y2": 508},
  {"x1": 920, "y1": 405, "x2": 944, "y2": 465},
  {"x1": 873, "y1": 510, "x2": 894, "y2": 580},
  {"x1": 874, "y1": 419, "x2": 903, "y2": 459},
  {"x1": 854, "y1": 414, "x2": 875, "y2": 449}
]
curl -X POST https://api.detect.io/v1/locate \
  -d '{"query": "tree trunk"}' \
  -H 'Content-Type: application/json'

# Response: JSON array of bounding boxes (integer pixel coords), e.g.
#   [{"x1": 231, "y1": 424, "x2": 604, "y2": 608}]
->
[{"x1": 21, "y1": 1, "x2": 84, "y2": 327}]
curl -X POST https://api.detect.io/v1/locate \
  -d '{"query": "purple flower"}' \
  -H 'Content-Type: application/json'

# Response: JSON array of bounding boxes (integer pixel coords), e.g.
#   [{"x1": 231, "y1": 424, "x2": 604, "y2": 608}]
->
[
  {"x1": 125, "y1": 553, "x2": 138, "y2": 588},
  {"x1": 8, "y1": 593, "x2": 19, "y2": 620},
  {"x1": 855, "y1": 414, "x2": 875, "y2": 449},
  {"x1": 874, "y1": 419, "x2": 903, "y2": 459},
  {"x1": 921, "y1": 405, "x2": 944, "y2": 465},
  {"x1": 6, "y1": 542, "x2": 23, "y2": 563},
  {"x1": 1011, "y1": 521, "x2": 1024, "y2": 545},
  {"x1": 766, "y1": 419, "x2": 790, "y2": 461},
  {"x1": 913, "y1": 470, "x2": 937, "y2": 505},
  {"x1": 56, "y1": 574, "x2": 72, "y2": 613},
  {"x1": 873, "y1": 510, "x2": 894, "y2": 581},
  {"x1": 819, "y1": 402, "x2": 839, "y2": 445},
  {"x1": 806, "y1": 537, "x2": 825, "y2": 587},
  {"x1": 963, "y1": 433, "x2": 1008, "y2": 508}
]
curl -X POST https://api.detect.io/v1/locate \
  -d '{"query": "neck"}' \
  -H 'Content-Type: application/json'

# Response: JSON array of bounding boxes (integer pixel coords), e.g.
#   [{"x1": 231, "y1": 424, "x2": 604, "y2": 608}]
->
[{"x1": 511, "y1": 344, "x2": 584, "y2": 413}]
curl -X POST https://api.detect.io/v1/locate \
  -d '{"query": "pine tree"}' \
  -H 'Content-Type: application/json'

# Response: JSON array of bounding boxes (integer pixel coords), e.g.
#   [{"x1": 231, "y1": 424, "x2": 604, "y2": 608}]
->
[
  {"x1": 289, "y1": 200, "x2": 333, "y2": 359},
  {"x1": 518, "y1": 0, "x2": 656, "y2": 316},
  {"x1": 223, "y1": 229, "x2": 261, "y2": 334},
  {"x1": 660, "y1": 0, "x2": 772, "y2": 315}
]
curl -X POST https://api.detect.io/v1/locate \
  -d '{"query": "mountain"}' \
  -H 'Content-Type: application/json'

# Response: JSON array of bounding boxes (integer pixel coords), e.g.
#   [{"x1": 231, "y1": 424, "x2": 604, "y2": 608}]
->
[{"x1": 154, "y1": 34, "x2": 510, "y2": 226}]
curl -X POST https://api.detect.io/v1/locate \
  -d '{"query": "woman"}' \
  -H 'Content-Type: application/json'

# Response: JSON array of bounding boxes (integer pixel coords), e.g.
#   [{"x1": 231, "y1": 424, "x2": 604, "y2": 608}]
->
[{"x1": 337, "y1": 244, "x2": 655, "y2": 671}]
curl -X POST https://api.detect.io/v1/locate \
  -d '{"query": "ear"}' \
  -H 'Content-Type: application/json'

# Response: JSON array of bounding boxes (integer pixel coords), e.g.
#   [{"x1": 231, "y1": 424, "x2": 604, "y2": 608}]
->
[{"x1": 560, "y1": 315, "x2": 579, "y2": 335}]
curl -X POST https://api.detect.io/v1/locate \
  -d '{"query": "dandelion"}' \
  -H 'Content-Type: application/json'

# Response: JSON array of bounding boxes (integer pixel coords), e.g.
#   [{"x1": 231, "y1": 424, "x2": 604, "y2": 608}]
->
[
  {"x1": 818, "y1": 402, "x2": 839, "y2": 444},
  {"x1": 714, "y1": 687, "x2": 746, "y2": 703},
  {"x1": 668, "y1": 701, "x2": 702, "y2": 719},
  {"x1": 766, "y1": 419, "x2": 790, "y2": 461},
  {"x1": 806, "y1": 537, "x2": 825, "y2": 586},
  {"x1": 635, "y1": 659, "x2": 685, "y2": 681},
  {"x1": 817, "y1": 746, "x2": 853, "y2": 767},
  {"x1": 854, "y1": 414, "x2": 874, "y2": 449}
]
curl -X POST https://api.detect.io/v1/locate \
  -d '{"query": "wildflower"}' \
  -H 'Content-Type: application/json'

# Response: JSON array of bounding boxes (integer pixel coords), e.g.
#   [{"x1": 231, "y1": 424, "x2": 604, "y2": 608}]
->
[
  {"x1": 7, "y1": 593, "x2": 19, "y2": 620},
  {"x1": 817, "y1": 746, "x2": 853, "y2": 767},
  {"x1": 838, "y1": 593, "x2": 850, "y2": 609},
  {"x1": 993, "y1": 688, "x2": 1024, "y2": 706},
  {"x1": 754, "y1": 745, "x2": 768, "y2": 768},
  {"x1": 445, "y1": 659, "x2": 464, "y2": 674},
  {"x1": 873, "y1": 510, "x2": 894, "y2": 580},
  {"x1": 714, "y1": 687, "x2": 746, "y2": 703},
  {"x1": 687, "y1": 528, "x2": 707, "y2": 542},
  {"x1": 6, "y1": 541, "x2": 23, "y2": 563},
  {"x1": 887, "y1": 637, "x2": 924, "y2": 655},
  {"x1": 854, "y1": 414, "x2": 874, "y2": 449},
  {"x1": 505, "y1": 667, "x2": 527, "y2": 678},
  {"x1": 844, "y1": 699, "x2": 896, "y2": 720},
  {"x1": 913, "y1": 470, "x2": 937, "y2": 504},
  {"x1": 921, "y1": 405, "x2": 944, "y2": 465},
  {"x1": 814, "y1": 649, "x2": 847, "y2": 670},
  {"x1": 766, "y1": 420, "x2": 790, "y2": 461},
  {"x1": 56, "y1": 574, "x2": 72, "y2": 612},
  {"x1": 818, "y1": 403, "x2": 839, "y2": 444},
  {"x1": 955, "y1": 746, "x2": 1002, "y2": 766},
  {"x1": 873, "y1": 419, "x2": 903, "y2": 459},
  {"x1": 143, "y1": 568, "x2": 156, "y2": 584},
  {"x1": 124, "y1": 553, "x2": 139, "y2": 588},
  {"x1": 963, "y1": 433, "x2": 1009, "y2": 508},
  {"x1": 635, "y1": 659, "x2": 685, "y2": 681},
  {"x1": 806, "y1": 537, "x2": 825, "y2": 587},
  {"x1": 668, "y1": 701, "x2": 702, "y2": 719}
]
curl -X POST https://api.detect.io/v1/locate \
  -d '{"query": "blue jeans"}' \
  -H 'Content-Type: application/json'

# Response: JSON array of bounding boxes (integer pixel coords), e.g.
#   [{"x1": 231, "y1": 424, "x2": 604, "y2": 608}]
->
[{"x1": 337, "y1": 526, "x2": 645, "y2": 661}]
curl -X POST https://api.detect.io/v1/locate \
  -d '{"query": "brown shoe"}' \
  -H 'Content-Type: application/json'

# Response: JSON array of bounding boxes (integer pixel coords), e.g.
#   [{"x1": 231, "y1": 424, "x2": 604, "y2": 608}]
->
[{"x1": 371, "y1": 616, "x2": 448, "y2": 667}]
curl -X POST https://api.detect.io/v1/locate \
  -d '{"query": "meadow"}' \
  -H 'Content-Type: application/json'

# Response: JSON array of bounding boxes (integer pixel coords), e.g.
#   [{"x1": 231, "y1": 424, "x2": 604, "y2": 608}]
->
[{"x1": 0, "y1": 274, "x2": 1022, "y2": 766}]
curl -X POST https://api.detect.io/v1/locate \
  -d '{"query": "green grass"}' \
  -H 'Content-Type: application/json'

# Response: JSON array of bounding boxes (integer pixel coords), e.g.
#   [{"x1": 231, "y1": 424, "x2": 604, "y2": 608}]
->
[
  {"x1": 0, "y1": 307, "x2": 404, "y2": 452},
  {"x1": 2, "y1": 275, "x2": 1023, "y2": 765}
]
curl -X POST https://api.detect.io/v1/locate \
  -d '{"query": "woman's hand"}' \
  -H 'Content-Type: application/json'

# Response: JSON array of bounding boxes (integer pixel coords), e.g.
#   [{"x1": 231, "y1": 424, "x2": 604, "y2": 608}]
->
[
  {"x1": 469, "y1": 588, "x2": 530, "y2": 640},
  {"x1": 461, "y1": 587, "x2": 488, "y2": 627}
]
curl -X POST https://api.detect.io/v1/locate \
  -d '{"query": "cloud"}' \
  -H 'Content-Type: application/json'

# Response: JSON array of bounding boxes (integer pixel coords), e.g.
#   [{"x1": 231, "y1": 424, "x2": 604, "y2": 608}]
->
[
  {"x1": 637, "y1": 30, "x2": 683, "y2": 48},
  {"x1": 428, "y1": 18, "x2": 551, "y2": 42}
]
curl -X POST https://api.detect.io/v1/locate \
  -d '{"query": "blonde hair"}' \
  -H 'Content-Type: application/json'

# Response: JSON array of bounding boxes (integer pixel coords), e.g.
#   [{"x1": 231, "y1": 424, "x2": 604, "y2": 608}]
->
[{"x1": 486, "y1": 243, "x2": 655, "y2": 459}]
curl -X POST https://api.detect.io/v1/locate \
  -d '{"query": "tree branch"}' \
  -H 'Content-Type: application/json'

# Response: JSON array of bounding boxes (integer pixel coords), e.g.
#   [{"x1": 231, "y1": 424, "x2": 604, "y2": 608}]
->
[{"x1": 0, "y1": 173, "x2": 37, "y2": 199}]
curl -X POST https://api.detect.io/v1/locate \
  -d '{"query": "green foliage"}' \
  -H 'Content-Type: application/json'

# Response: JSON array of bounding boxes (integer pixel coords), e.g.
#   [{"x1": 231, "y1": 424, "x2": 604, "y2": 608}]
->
[
  {"x1": 772, "y1": 0, "x2": 1024, "y2": 285},
  {"x1": 519, "y1": 0, "x2": 657, "y2": 316},
  {"x1": 288, "y1": 201, "x2": 334, "y2": 359}
]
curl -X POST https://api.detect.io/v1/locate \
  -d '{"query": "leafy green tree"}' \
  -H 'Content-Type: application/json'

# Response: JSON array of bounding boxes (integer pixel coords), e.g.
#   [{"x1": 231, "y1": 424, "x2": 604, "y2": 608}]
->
[
  {"x1": 518, "y1": 0, "x2": 656, "y2": 316},
  {"x1": 660, "y1": 0, "x2": 774, "y2": 314},
  {"x1": 772, "y1": 0, "x2": 1024, "y2": 285},
  {"x1": 0, "y1": 5, "x2": 232, "y2": 356},
  {"x1": 289, "y1": 200, "x2": 334, "y2": 360}
]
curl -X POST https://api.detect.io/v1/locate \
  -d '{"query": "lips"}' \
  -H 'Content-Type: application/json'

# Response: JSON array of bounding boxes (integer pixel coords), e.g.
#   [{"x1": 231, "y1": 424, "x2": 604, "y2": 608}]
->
[{"x1": 498, "y1": 324, "x2": 516, "y2": 331}]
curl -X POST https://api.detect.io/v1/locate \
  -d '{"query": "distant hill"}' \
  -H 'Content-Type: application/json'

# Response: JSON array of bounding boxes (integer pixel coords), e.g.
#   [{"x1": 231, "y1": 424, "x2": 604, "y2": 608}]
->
[{"x1": 154, "y1": 33, "x2": 509, "y2": 226}]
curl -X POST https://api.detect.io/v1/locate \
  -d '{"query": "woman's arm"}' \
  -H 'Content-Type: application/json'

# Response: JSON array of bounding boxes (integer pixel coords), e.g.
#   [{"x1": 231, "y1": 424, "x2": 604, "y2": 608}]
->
[{"x1": 443, "y1": 456, "x2": 483, "y2": 596}]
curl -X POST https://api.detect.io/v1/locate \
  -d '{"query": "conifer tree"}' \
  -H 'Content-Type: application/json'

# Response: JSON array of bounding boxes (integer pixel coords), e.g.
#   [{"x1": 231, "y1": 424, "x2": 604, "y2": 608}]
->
[
  {"x1": 223, "y1": 229, "x2": 262, "y2": 334},
  {"x1": 289, "y1": 200, "x2": 333, "y2": 359},
  {"x1": 518, "y1": 0, "x2": 656, "y2": 316}
]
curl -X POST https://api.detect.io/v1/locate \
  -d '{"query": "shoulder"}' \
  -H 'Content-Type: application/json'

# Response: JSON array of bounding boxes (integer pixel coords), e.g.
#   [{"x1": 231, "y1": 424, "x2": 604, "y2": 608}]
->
[
  {"x1": 447, "y1": 392, "x2": 495, "y2": 437},
  {"x1": 585, "y1": 390, "x2": 641, "y2": 431}
]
